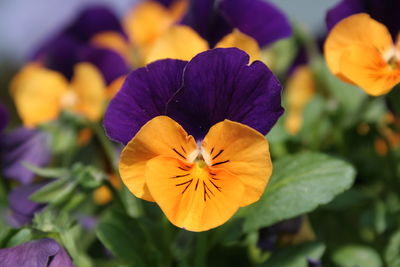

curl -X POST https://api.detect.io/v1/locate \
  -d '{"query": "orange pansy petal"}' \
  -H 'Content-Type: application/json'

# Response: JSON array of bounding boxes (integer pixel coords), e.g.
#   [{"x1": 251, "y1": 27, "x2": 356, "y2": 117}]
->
[
  {"x1": 106, "y1": 75, "x2": 126, "y2": 100},
  {"x1": 340, "y1": 44, "x2": 400, "y2": 96},
  {"x1": 146, "y1": 156, "x2": 244, "y2": 232},
  {"x1": 91, "y1": 31, "x2": 131, "y2": 60},
  {"x1": 124, "y1": 1, "x2": 174, "y2": 48},
  {"x1": 70, "y1": 63, "x2": 106, "y2": 121},
  {"x1": 145, "y1": 25, "x2": 209, "y2": 63},
  {"x1": 202, "y1": 120, "x2": 272, "y2": 207},
  {"x1": 169, "y1": 0, "x2": 188, "y2": 21},
  {"x1": 215, "y1": 29, "x2": 261, "y2": 62},
  {"x1": 10, "y1": 63, "x2": 68, "y2": 127},
  {"x1": 325, "y1": 13, "x2": 393, "y2": 75},
  {"x1": 119, "y1": 116, "x2": 197, "y2": 201}
]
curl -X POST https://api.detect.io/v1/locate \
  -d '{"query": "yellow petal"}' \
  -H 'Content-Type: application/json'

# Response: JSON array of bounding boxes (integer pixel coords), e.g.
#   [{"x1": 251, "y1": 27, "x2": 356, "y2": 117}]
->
[
  {"x1": 169, "y1": 0, "x2": 188, "y2": 21},
  {"x1": 70, "y1": 63, "x2": 106, "y2": 121},
  {"x1": 325, "y1": 13, "x2": 393, "y2": 75},
  {"x1": 340, "y1": 44, "x2": 400, "y2": 95},
  {"x1": 145, "y1": 25, "x2": 209, "y2": 64},
  {"x1": 146, "y1": 156, "x2": 245, "y2": 231},
  {"x1": 124, "y1": 1, "x2": 174, "y2": 49},
  {"x1": 215, "y1": 29, "x2": 261, "y2": 62},
  {"x1": 10, "y1": 63, "x2": 68, "y2": 127},
  {"x1": 119, "y1": 116, "x2": 197, "y2": 201},
  {"x1": 91, "y1": 31, "x2": 131, "y2": 61},
  {"x1": 202, "y1": 120, "x2": 272, "y2": 207},
  {"x1": 106, "y1": 75, "x2": 126, "y2": 100}
]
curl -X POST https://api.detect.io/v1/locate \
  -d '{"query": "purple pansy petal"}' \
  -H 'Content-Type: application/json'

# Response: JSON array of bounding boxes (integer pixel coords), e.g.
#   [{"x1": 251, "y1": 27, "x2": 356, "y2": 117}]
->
[
  {"x1": 156, "y1": 0, "x2": 176, "y2": 7},
  {"x1": 104, "y1": 59, "x2": 187, "y2": 144},
  {"x1": 78, "y1": 46, "x2": 129, "y2": 84},
  {"x1": 307, "y1": 258, "x2": 322, "y2": 267},
  {"x1": 8, "y1": 183, "x2": 47, "y2": 227},
  {"x1": 0, "y1": 128, "x2": 51, "y2": 184},
  {"x1": 326, "y1": 0, "x2": 400, "y2": 38},
  {"x1": 0, "y1": 238, "x2": 73, "y2": 267},
  {"x1": 167, "y1": 48, "x2": 283, "y2": 139},
  {"x1": 182, "y1": 0, "x2": 232, "y2": 47},
  {"x1": 64, "y1": 5, "x2": 125, "y2": 42},
  {"x1": 220, "y1": 0, "x2": 292, "y2": 47},
  {"x1": 0, "y1": 103, "x2": 8, "y2": 132},
  {"x1": 33, "y1": 34, "x2": 81, "y2": 80}
]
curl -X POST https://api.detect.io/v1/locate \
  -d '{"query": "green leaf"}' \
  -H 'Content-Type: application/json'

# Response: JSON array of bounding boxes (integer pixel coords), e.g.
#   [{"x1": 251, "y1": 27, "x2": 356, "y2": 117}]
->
[
  {"x1": 385, "y1": 230, "x2": 400, "y2": 267},
  {"x1": 260, "y1": 242, "x2": 325, "y2": 267},
  {"x1": 96, "y1": 212, "x2": 152, "y2": 266},
  {"x1": 5, "y1": 228, "x2": 33, "y2": 247},
  {"x1": 332, "y1": 245, "x2": 382, "y2": 267},
  {"x1": 30, "y1": 178, "x2": 77, "y2": 204},
  {"x1": 244, "y1": 153, "x2": 356, "y2": 232},
  {"x1": 21, "y1": 163, "x2": 67, "y2": 179}
]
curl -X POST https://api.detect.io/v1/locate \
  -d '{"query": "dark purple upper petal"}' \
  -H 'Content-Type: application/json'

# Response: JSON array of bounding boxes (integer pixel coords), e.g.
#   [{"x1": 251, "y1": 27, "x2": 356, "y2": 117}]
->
[
  {"x1": 78, "y1": 46, "x2": 129, "y2": 84},
  {"x1": 156, "y1": 0, "x2": 176, "y2": 8},
  {"x1": 0, "y1": 102, "x2": 8, "y2": 132},
  {"x1": 182, "y1": 0, "x2": 232, "y2": 47},
  {"x1": 64, "y1": 5, "x2": 125, "y2": 42},
  {"x1": 167, "y1": 48, "x2": 283, "y2": 139},
  {"x1": 326, "y1": 0, "x2": 400, "y2": 39},
  {"x1": 8, "y1": 183, "x2": 47, "y2": 227},
  {"x1": 103, "y1": 59, "x2": 187, "y2": 144},
  {"x1": 220, "y1": 0, "x2": 292, "y2": 47},
  {"x1": 0, "y1": 238, "x2": 73, "y2": 267},
  {"x1": 0, "y1": 128, "x2": 51, "y2": 184}
]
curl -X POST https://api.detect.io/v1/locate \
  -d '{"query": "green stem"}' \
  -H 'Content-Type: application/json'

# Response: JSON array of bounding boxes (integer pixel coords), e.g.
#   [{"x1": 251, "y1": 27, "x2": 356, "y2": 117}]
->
[
  {"x1": 89, "y1": 122, "x2": 118, "y2": 175},
  {"x1": 194, "y1": 233, "x2": 208, "y2": 267}
]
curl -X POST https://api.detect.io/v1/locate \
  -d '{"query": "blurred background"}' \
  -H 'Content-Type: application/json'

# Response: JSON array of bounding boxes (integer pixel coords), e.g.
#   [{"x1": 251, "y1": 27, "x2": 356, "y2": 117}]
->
[{"x1": 0, "y1": 0, "x2": 339, "y2": 63}]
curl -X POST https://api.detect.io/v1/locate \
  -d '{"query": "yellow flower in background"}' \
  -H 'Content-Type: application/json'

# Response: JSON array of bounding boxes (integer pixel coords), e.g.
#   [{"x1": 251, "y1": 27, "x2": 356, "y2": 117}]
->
[
  {"x1": 10, "y1": 63, "x2": 106, "y2": 127},
  {"x1": 120, "y1": 116, "x2": 271, "y2": 231},
  {"x1": 93, "y1": 174, "x2": 121, "y2": 205},
  {"x1": 284, "y1": 66, "x2": 316, "y2": 135},
  {"x1": 324, "y1": 13, "x2": 400, "y2": 96}
]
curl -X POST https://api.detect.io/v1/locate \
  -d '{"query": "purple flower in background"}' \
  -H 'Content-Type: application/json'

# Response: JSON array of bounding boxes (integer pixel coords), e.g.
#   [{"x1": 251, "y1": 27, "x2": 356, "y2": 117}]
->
[
  {"x1": 33, "y1": 5, "x2": 128, "y2": 84},
  {"x1": 257, "y1": 217, "x2": 302, "y2": 252},
  {"x1": 182, "y1": 0, "x2": 292, "y2": 47},
  {"x1": 326, "y1": 0, "x2": 400, "y2": 39},
  {"x1": 0, "y1": 238, "x2": 73, "y2": 267},
  {"x1": 7, "y1": 182, "x2": 47, "y2": 227},
  {"x1": 104, "y1": 48, "x2": 283, "y2": 144},
  {"x1": 307, "y1": 258, "x2": 322, "y2": 267},
  {"x1": 0, "y1": 102, "x2": 8, "y2": 132},
  {"x1": 0, "y1": 128, "x2": 51, "y2": 184}
]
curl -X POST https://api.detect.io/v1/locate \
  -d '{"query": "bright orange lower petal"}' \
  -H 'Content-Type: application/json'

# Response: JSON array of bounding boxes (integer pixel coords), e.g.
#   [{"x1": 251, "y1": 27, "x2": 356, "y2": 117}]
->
[
  {"x1": 215, "y1": 29, "x2": 261, "y2": 62},
  {"x1": 146, "y1": 156, "x2": 244, "y2": 231},
  {"x1": 325, "y1": 13, "x2": 393, "y2": 75},
  {"x1": 340, "y1": 44, "x2": 400, "y2": 95},
  {"x1": 106, "y1": 75, "x2": 126, "y2": 100},
  {"x1": 119, "y1": 116, "x2": 197, "y2": 201},
  {"x1": 70, "y1": 63, "x2": 106, "y2": 121},
  {"x1": 10, "y1": 63, "x2": 68, "y2": 127},
  {"x1": 201, "y1": 120, "x2": 272, "y2": 207},
  {"x1": 145, "y1": 25, "x2": 209, "y2": 63}
]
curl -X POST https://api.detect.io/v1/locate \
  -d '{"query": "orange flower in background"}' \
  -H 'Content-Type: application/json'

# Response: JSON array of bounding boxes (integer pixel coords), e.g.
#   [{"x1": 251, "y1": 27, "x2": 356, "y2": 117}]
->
[
  {"x1": 120, "y1": 116, "x2": 271, "y2": 231},
  {"x1": 324, "y1": 13, "x2": 400, "y2": 96},
  {"x1": 10, "y1": 63, "x2": 106, "y2": 127},
  {"x1": 284, "y1": 66, "x2": 316, "y2": 135}
]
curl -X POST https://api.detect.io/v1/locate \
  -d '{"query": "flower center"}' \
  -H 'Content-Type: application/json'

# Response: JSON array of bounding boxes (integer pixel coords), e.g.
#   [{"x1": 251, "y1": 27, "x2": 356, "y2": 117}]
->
[
  {"x1": 61, "y1": 90, "x2": 78, "y2": 109},
  {"x1": 383, "y1": 47, "x2": 400, "y2": 69}
]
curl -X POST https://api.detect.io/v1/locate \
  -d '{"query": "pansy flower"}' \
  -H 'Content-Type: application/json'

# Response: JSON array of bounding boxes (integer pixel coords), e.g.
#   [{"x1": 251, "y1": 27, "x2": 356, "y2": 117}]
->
[
  {"x1": 326, "y1": 0, "x2": 400, "y2": 40},
  {"x1": 324, "y1": 13, "x2": 400, "y2": 95},
  {"x1": 7, "y1": 182, "x2": 47, "y2": 227},
  {"x1": 104, "y1": 48, "x2": 283, "y2": 231},
  {"x1": 33, "y1": 5, "x2": 129, "y2": 86},
  {"x1": 0, "y1": 238, "x2": 73, "y2": 267},
  {"x1": 10, "y1": 62, "x2": 105, "y2": 127},
  {"x1": 96, "y1": 0, "x2": 291, "y2": 66},
  {"x1": 0, "y1": 127, "x2": 51, "y2": 184}
]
